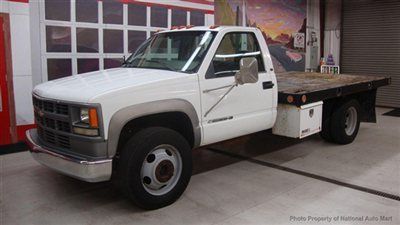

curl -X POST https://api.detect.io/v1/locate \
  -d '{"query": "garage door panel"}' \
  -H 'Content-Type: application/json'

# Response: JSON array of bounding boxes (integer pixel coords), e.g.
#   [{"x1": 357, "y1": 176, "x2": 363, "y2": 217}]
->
[{"x1": 341, "y1": 0, "x2": 400, "y2": 107}]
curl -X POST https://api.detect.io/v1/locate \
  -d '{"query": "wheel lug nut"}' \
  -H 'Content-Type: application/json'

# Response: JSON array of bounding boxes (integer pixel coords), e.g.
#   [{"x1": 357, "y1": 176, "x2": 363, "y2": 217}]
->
[
  {"x1": 146, "y1": 154, "x2": 155, "y2": 163},
  {"x1": 143, "y1": 176, "x2": 151, "y2": 184}
]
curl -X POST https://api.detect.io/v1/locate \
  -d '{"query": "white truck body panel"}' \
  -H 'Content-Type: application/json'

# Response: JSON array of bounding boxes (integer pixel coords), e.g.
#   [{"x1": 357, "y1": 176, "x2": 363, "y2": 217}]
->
[
  {"x1": 197, "y1": 27, "x2": 277, "y2": 145},
  {"x1": 33, "y1": 68, "x2": 202, "y2": 139},
  {"x1": 33, "y1": 67, "x2": 195, "y2": 103},
  {"x1": 272, "y1": 101, "x2": 323, "y2": 138}
]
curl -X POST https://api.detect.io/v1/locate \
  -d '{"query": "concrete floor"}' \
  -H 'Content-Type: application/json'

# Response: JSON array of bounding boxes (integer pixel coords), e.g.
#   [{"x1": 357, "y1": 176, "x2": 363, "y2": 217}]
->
[{"x1": 1, "y1": 107, "x2": 399, "y2": 225}]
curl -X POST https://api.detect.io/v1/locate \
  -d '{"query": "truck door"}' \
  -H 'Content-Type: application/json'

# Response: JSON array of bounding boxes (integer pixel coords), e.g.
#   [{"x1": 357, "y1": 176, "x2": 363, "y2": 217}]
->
[{"x1": 199, "y1": 31, "x2": 275, "y2": 145}]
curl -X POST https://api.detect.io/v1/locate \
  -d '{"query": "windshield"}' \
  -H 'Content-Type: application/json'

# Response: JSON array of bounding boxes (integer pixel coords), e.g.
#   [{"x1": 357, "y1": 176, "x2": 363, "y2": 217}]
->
[{"x1": 124, "y1": 31, "x2": 216, "y2": 73}]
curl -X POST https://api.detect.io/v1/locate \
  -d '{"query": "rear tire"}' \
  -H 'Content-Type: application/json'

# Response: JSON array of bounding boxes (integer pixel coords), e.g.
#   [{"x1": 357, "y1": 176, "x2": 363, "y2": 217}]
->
[
  {"x1": 116, "y1": 127, "x2": 192, "y2": 209},
  {"x1": 320, "y1": 116, "x2": 333, "y2": 142},
  {"x1": 330, "y1": 99, "x2": 361, "y2": 145}
]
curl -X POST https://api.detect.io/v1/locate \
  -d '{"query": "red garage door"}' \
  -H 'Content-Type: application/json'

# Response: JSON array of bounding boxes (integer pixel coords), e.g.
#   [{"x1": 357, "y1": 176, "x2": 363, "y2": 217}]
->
[{"x1": 0, "y1": 16, "x2": 12, "y2": 145}]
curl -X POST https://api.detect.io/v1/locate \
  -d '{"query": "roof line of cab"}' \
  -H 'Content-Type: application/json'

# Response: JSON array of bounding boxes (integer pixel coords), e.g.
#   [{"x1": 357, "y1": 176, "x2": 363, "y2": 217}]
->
[{"x1": 156, "y1": 25, "x2": 259, "y2": 34}]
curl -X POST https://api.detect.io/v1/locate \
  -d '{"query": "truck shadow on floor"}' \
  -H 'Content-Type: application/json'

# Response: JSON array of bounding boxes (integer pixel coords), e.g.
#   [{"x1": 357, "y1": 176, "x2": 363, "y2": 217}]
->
[
  {"x1": 33, "y1": 130, "x2": 304, "y2": 213},
  {"x1": 192, "y1": 129, "x2": 303, "y2": 174},
  {"x1": 21, "y1": 123, "x2": 398, "y2": 218}
]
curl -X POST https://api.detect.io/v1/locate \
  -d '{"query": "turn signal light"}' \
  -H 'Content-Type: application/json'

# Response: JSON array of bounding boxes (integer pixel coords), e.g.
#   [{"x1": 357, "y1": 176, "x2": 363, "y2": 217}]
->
[
  {"x1": 301, "y1": 95, "x2": 307, "y2": 103},
  {"x1": 89, "y1": 108, "x2": 99, "y2": 128},
  {"x1": 287, "y1": 95, "x2": 294, "y2": 103}
]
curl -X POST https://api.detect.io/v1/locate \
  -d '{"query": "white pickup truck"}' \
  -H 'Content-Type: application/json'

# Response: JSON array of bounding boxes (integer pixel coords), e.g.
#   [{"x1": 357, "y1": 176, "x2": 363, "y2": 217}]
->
[{"x1": 26, "y1": 26, "x2": 390, "y2": 209}]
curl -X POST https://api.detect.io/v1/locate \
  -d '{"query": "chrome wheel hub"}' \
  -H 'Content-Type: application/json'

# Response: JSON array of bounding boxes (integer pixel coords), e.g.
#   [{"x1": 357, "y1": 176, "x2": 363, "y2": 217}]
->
[
  {"x1": 344, "y1": 106, "x2": 357, "y2": 136},
  {"x1": 155, "y1": 160, "x2": 174, "y2": 183},
  {"x1": 141, "y1": 144, "x2": 182, "y2": 195}
]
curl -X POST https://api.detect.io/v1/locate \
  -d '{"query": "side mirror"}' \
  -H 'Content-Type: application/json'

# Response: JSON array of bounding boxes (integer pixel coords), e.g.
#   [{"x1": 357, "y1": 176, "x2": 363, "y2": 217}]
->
[{"x1": 235, "y1": 57, "x2": 258, "y2": 85}]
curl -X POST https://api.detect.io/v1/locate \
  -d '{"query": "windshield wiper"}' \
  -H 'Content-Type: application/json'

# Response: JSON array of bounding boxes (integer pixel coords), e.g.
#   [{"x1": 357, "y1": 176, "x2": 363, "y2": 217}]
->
[
  {"x1": 121, "y1": 55, "x2": 128, "y2": 66},
  {"x1": 124, "y1": 58, "x2": 175, "y2": 71},
  {"x1": 141, "y1": 60, "x2": 175, "y2": 71}
]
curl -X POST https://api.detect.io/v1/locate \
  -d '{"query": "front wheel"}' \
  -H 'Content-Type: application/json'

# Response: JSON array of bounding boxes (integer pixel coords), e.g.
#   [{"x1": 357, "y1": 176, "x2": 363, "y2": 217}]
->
[
  {"x1": 330, "y1": 99, "x2": 361, "y2": 144},
  {"x1": 116, "y1": 127, "x2": 192, "y2": 209}
]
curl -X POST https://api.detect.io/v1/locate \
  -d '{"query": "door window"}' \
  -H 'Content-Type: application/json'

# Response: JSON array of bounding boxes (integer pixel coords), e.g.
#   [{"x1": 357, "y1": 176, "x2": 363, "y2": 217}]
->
[{"x1": 207, "y1": 32, "x2": 265, "y2": 79}]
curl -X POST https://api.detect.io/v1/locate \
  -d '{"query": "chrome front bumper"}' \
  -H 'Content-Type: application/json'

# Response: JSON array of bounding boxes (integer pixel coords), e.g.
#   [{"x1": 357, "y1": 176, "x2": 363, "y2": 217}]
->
[{"x1": 26, "y1": 129, "x2": 112, "y2": 182}]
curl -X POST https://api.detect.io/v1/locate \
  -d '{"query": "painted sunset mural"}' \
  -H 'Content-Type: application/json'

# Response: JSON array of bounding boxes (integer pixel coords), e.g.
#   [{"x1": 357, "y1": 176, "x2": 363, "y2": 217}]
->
[{"x1": 215, "y1": 0, "x2": 307, "y2": 72}]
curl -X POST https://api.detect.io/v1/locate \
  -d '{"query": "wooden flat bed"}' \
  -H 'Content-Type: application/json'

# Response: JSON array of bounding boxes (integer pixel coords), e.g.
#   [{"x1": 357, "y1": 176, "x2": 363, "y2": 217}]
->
[{"x1": 276, "y1": 72, "x2": 391, "y2": 106}]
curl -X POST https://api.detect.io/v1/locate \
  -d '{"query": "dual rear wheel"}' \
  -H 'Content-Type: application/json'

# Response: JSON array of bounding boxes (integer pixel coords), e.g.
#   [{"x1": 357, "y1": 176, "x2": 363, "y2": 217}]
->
[{"x1": 320, "y1": 99, "x2": 361, "y2": 144}]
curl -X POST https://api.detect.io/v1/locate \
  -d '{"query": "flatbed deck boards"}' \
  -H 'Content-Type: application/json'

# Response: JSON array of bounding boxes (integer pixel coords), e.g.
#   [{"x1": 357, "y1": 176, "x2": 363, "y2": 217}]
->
[{"x1": 276, "y1": 72, "x2": 390, "y2": 106}]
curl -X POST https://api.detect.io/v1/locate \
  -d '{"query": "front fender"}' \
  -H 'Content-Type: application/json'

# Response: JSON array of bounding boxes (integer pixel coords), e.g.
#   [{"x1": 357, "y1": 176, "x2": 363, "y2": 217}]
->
[{"x1": 107, "y1": 99, "x2": 201, "y2": 157}]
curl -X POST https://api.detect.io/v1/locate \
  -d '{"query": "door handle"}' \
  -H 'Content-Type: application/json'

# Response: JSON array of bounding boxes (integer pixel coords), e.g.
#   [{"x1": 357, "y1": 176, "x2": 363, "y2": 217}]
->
[{"x1": 262, "y1": 81, "x2": 274, "y2": 89}]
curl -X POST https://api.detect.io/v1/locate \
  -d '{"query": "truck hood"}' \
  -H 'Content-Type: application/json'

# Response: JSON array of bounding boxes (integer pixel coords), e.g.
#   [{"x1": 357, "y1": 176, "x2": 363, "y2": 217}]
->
[{"x1": 33, "y1": 68, "x2": 190, "y2": 103}]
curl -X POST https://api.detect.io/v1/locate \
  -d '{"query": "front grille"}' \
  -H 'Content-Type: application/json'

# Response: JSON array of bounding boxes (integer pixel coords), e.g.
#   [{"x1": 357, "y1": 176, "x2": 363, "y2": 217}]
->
[
  {"x1": 38, "y1": 127, "x2": 71, "y2": 149},
  {"x1": 33, "y1": 96, "x2": 71, "y2": 149},
  {"x1": 33, "y1": 97, "x2": 69, "y2": 115},
  {"x1": 34, "y1": 112, "x2": 71, "y2": 133},
  {"x1": 57, "y1": 120, "x2": 71, "y2": 132}
]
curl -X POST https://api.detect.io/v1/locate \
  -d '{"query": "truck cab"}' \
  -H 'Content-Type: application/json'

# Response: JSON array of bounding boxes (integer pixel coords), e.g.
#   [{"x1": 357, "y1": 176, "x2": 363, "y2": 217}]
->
[{"x1": 27, "y1": 26, "x2": 277, "y2": 209}]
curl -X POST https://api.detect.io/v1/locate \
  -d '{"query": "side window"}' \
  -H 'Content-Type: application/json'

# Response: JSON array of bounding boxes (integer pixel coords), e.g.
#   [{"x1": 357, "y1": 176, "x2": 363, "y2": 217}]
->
[{"x1": 207, "y1": 32, "x2": 265, "y2": 79}]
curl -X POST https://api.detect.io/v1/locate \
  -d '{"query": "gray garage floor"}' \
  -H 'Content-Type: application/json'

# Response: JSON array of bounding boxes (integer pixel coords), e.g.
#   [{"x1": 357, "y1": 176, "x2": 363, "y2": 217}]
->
[{"x1": 1, "y1": 107, "x2": 399, "y2": 225}]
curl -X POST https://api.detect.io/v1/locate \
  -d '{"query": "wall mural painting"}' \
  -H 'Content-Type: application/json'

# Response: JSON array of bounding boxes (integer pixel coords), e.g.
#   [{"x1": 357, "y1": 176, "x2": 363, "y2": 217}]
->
[
  {"x1": 215, "y1": 0, "x2": 244, "y2": 26},
  {"x1": 215, "y1": 0, "x2": 307, "y2": 72}
]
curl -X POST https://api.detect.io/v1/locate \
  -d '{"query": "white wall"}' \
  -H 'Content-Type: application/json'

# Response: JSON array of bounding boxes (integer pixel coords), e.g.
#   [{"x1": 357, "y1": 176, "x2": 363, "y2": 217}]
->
[
  {"x1": 206, "y1": 13, "x2": 215, "y2": 26},
  {"x1": 305, "y1": 0, "x2": 321, "y2": 71},
  {"x1": 0, "y1": 0, "x2": 34, "y2": 126},
  {"x1": 324, "y1": 0, "x2": 341, "y2": 65}
]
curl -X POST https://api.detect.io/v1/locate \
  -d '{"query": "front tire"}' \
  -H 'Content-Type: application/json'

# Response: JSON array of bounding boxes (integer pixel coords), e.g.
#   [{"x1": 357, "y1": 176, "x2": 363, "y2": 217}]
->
[
  {"x1": 330, "y1": 99, "x2": 361, "y2": 144},
  {"x1": 116, "y1": 127, "x2": 192, "y2": 209}
]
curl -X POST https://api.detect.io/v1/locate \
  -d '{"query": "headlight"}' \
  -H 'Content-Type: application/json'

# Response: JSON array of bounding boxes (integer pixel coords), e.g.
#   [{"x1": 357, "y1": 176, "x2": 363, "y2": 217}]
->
[
  {"x1": 80, "y1": 108, "x2": 90, "y2": 124},
  {"x1": 73, "y1": 107, "x2": 99, "y2": 136}
]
